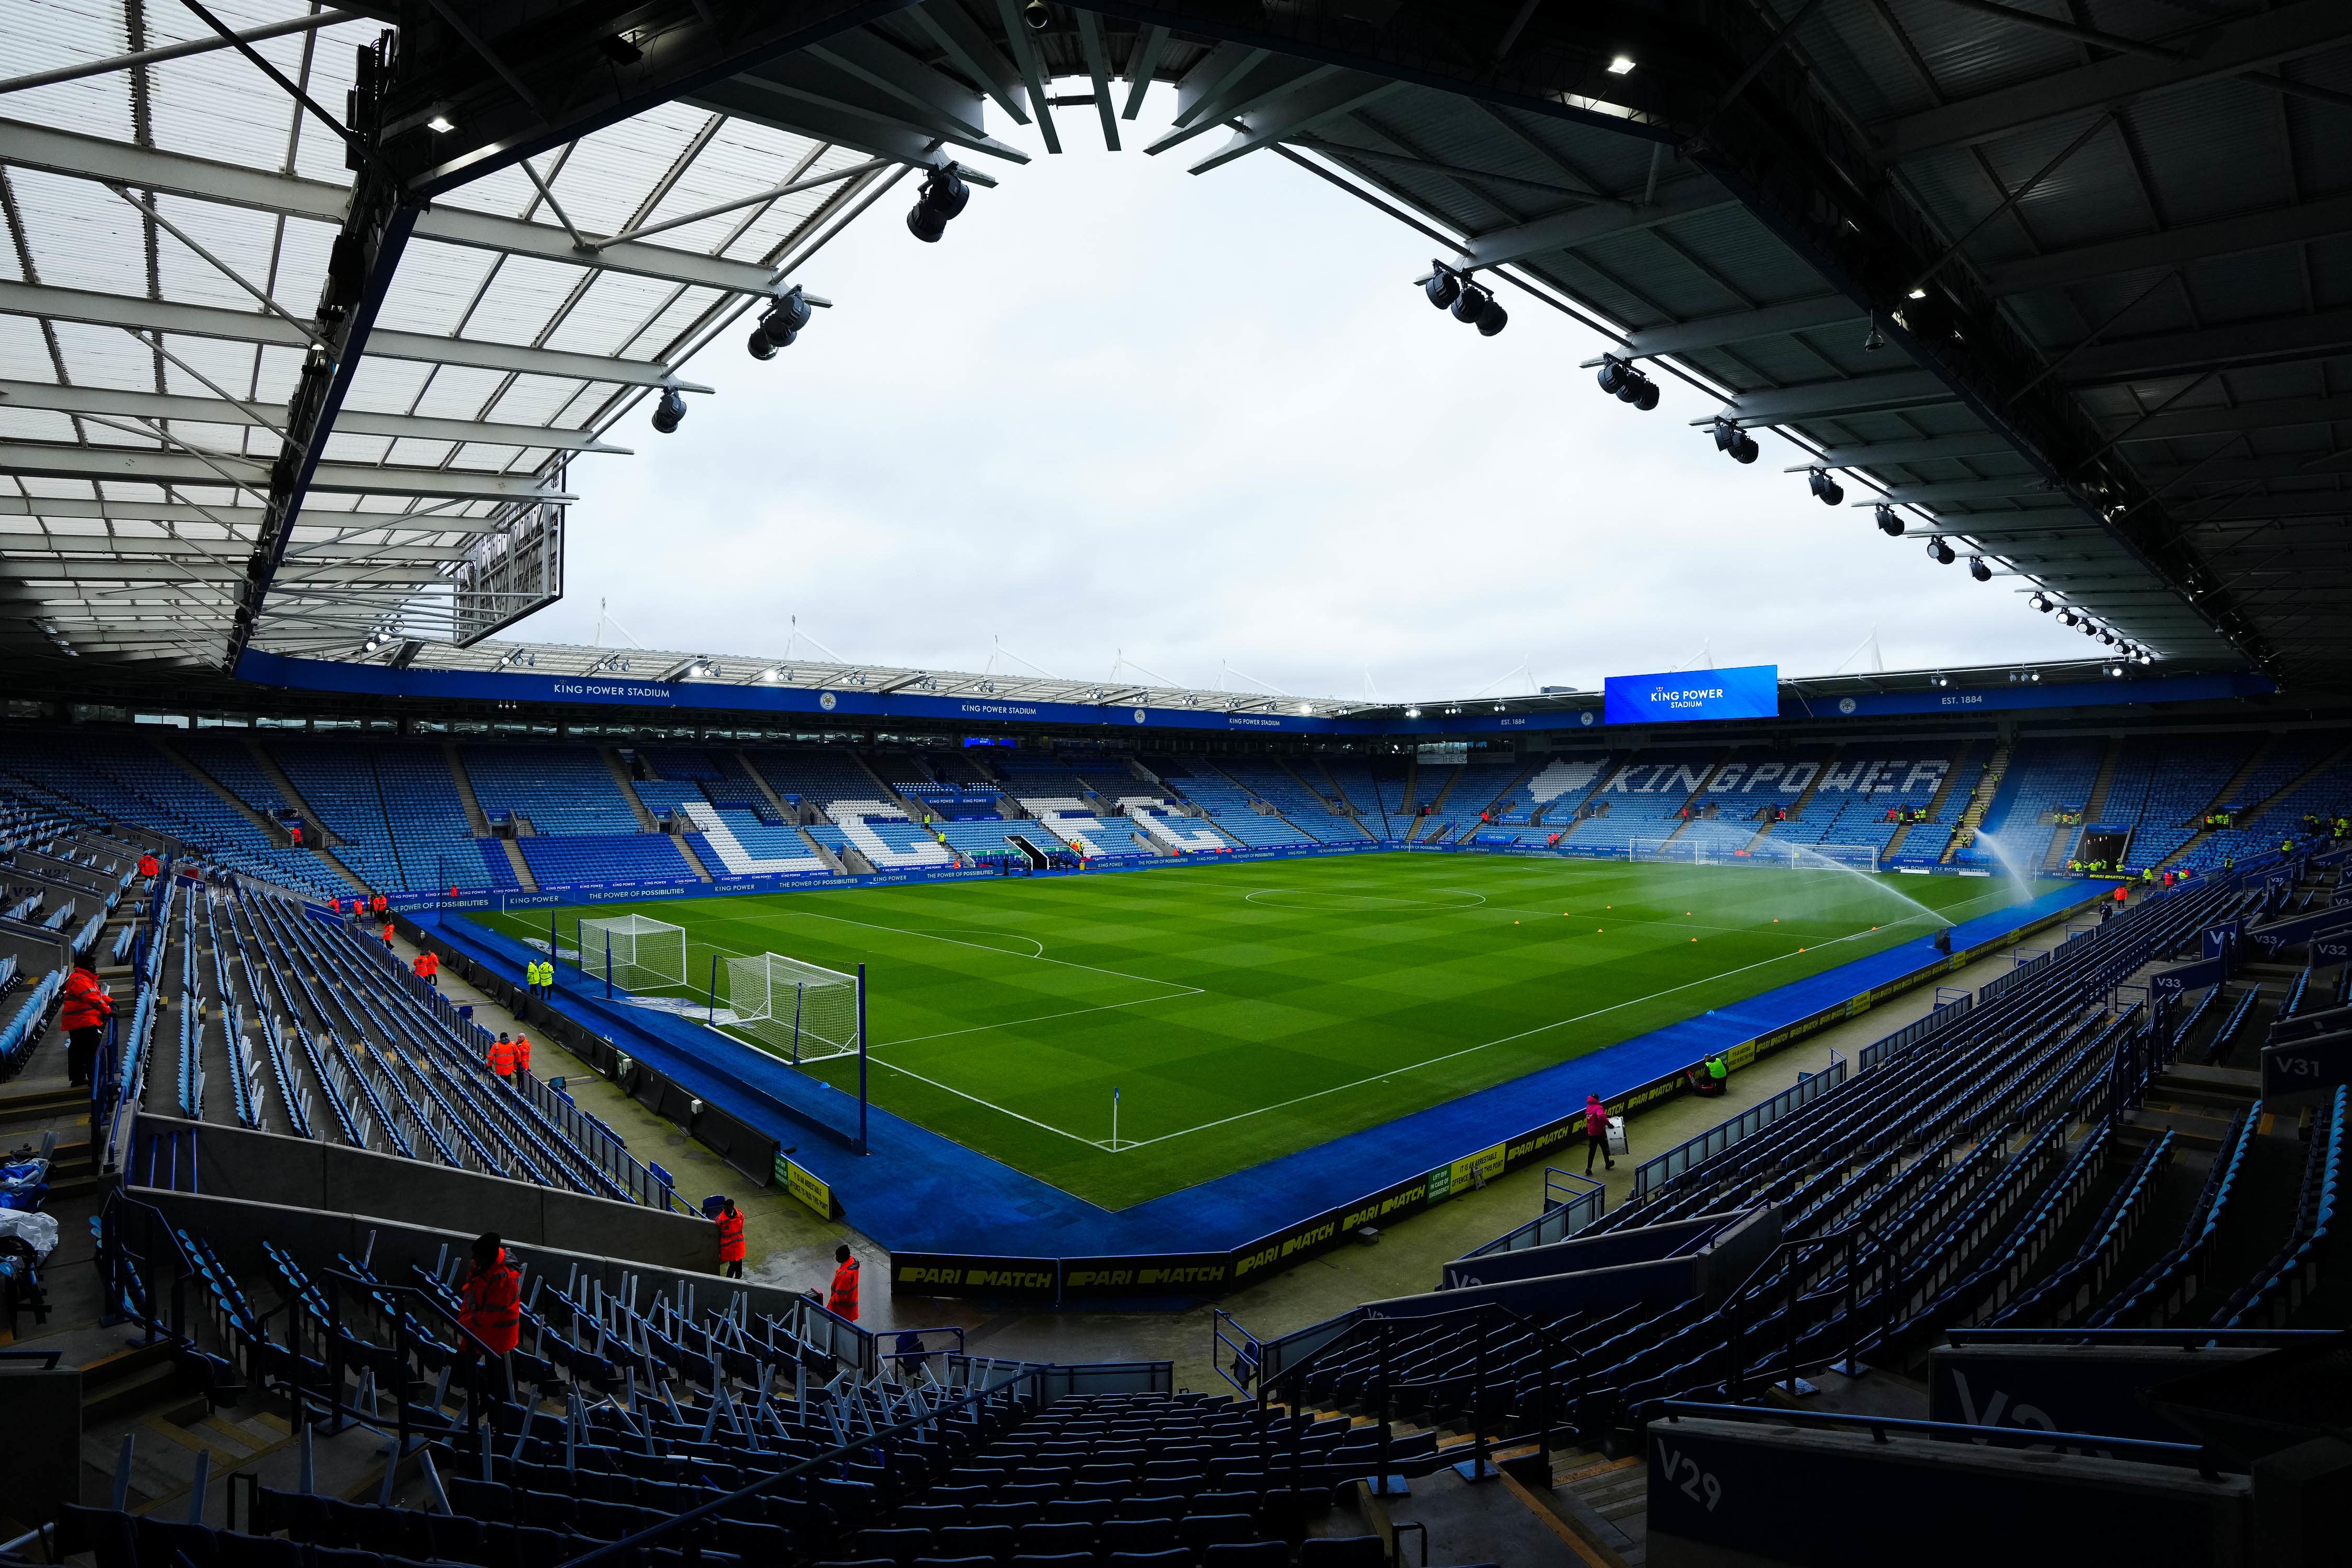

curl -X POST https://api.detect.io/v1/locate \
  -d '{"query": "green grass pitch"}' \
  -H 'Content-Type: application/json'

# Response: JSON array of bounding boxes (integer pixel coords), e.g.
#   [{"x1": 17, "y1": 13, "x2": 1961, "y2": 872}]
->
[{"x1": 479, "y1": 852, "x2": 2042, "y2": 1209}]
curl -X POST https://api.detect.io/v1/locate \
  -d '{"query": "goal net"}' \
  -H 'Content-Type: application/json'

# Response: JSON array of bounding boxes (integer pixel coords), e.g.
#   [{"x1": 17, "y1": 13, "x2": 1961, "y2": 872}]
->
[
  {"x1": 1629, "y1": 837, "x2": 1880, "y2": 873},
  {"x1": 725, "y1": 952, "x2": 861, "y2": 1064},
  {"x1": 578, "y1": 915, "x2": 688, "y2": 991}
]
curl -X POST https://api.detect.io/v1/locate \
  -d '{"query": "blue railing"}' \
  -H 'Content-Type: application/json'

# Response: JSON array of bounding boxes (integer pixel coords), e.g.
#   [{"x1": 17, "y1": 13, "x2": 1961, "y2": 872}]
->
[
  {"x1": 1630, "y1": 1058, "x2": 1850, "y2": 1200},
  {"x1": 1459, "y1": 1167, "x2": 1608, "y2": 1257},
  {"x1": 1859, "y1": 991, "x2": 1975, "y2": 1071}
]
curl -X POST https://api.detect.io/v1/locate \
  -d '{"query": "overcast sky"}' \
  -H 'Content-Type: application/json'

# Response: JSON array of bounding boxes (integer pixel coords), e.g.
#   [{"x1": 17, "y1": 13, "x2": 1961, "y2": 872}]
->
[{"x1": 512, "y1": 87, "x2": 2096, "y2": 704}]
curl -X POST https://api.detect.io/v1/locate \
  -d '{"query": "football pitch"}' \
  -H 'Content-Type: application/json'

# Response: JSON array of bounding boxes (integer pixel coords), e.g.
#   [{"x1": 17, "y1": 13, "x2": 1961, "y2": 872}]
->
[{"x1": 478, "y1": 853, "x2": 2043, "y2": 1209}]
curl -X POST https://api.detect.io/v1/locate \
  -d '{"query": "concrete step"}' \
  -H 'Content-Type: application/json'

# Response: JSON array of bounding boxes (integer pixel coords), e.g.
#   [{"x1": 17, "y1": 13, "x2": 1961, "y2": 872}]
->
[{"x1": 2125, "y1": 1103, "x2": 2238, "y2": 1151}]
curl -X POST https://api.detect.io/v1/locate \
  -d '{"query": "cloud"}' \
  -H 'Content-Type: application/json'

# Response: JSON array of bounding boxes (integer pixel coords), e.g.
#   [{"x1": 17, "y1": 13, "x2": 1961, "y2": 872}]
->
[{"x1": 520, "y1": 88, "x2": 2098, "y2": 699}]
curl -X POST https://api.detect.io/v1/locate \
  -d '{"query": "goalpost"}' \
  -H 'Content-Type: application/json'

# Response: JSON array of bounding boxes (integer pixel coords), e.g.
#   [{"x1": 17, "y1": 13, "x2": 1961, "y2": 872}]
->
[
  {"x1": 1629, "y1": 837, "x2": 1881, "y2": 873},
  {"x1": 724, "y1": 952, "x2": 863, "y2": 1064},
  {"x1": 578, "y1": 915, "x2": 688, "y2": 991}
]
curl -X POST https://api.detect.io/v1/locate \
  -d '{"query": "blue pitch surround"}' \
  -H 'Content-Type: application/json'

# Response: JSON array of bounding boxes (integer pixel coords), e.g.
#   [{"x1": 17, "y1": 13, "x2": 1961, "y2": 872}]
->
[{"x1": 422, "y1": 867, "x2": 2106, "y2": 1302}]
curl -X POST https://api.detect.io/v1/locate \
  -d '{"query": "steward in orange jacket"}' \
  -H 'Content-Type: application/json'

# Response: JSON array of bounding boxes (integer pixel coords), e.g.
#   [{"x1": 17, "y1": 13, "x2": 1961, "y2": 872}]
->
[
  {"x1": 511, "y1": 1033, "x2": 530, "y2": 1076},
  {"x1": 707, "y1": 1196, "x2": 746, "y2": 1279},
  {"x1": 827, "y1": 1244, "x2": 859, "y2": 1320},
  {"x1": 487, "y1": 1033, "x2": 516, "y2": 1078},
  {"x1": 412, "y1": 950, "x2": 439, "y2": 986},
  {"x1": 62, "y1": 964, "x2": 113, "y2": 1088},
  {"x1": 458, "y1": 1233, "x2": 522, "y2": 1402}
]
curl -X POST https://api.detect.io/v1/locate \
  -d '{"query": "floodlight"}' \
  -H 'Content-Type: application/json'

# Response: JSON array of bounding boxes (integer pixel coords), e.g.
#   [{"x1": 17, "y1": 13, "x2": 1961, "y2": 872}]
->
[
  {"x1": 426, "y1": 114, "x2": 454, "y2": 133},
  {"x1": 907, "y1": 167, "x2": 970, "y2": 243},
  {"x1": 2058, "y1": 607, "x2": 2078, "y2": 626},
  {"x1": 2081, "y1": 620, "x2": 2098, "y2": 636},
  {"x1": 1608, "y1": 55, "x2": 1636, "y2": 74},
  {"x1": 1874, "y1": 505, "x2": 1904, "y2": 537},
  {"x1": 1405, "y1": 707, "x2": 1421, "y2": 718},
  {"x1": 1451, "y1": 282, "x2": 1506, "y2": 335},
  {"x1": 1907, "y1": 287, "x2": 1927, "y2": 299},
  {"x1": 1424, "y1": 264, "x2": 1462, "y2": 310},
  {"x1": 651, "y1": 387, "x2": 686, "y2": 433},
  {"x1": 1968, "y1": 556, "x2": 1992, "y2": 582},
  {"x1": 1712, "y1": 418, "x2": 1758, "y2": 464},
  {"x1": 2031, "y1": 593, "x2": 2050, "y2": 612},
  {"x1": 1024, "y1": 0, "x2": 1049, "y2": 26},
  {"x1": 1927, "y1": 538, "x2": 1956, "y2": 564},
  {"x1": 1862, "y1": 319, "x2": 1885, "y2": 352},
  {"x1": 1807, "y1": 469, "x2": 1843, "y2": 506},
  {"x1": 1597, "y1": 355, "x2": 1657, "y2": 409},
  {"x1": 754, "y1": 286, "x2": 812, "y2": 354},
  {"x1": 2097, "y1": 629, "x2": 2116, "y2": 645}
]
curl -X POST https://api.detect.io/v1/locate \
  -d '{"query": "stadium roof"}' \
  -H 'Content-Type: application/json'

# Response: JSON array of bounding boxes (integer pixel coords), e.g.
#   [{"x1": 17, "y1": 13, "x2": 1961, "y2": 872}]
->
[{"x1": 2, "y1": 0, "x2": 2347, "y2": 696}]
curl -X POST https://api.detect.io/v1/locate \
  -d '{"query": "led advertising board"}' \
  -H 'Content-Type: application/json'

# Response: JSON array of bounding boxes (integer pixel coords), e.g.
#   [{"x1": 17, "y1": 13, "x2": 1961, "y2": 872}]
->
[{"x1": 1604, "y1": 664, "x2": 1781, "y2": 725}]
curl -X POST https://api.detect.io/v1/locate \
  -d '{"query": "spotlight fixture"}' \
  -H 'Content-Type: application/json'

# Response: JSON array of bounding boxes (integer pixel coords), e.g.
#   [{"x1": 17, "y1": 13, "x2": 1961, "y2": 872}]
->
[
  {"x1": 651, "y1": 387, "x2": 687, "y2": 433},
  {"x1": 1926, "y1": 538, "x2": 1956, "y2": 565},
  {"x1": 906, "y1": 165, "x2": 970, "y2": 243},
  {"x1": 2081, "y1": 620, "x2": 2098, "y2": 637},
  {"x1": 425, "y1": 114, "x2": 454, "y2": 134},
  {"x1": 2097, "y1": 629, "x2": 2116, "y2": 645},
  {"x1": 1453, "y1": 281, "x2": 1506, "y2": 336},
  {"x1": 1807, "y1": 468, "x2": 1844, "y2": 506},
  {"x1": 1862, "y1": 317, "x2": 1885, "y2": 353},
  {"x1": 747, "y1": 285, "x2": 813, "y2": 359},
  {"x1": 1404, "y1": 707, "x2": 1421, "y2": 719},
  {"x1": 1712, "y1": 417, "x2": 1759, "y2": 465},
  {"x1": 1023, "y1": 0, "x2": 1048, "y2": 26},
  {"x1": 2031, "y1": 593, "x2": 2051, "y2": 613},
  {"x1": 1907, "y1": 287, "x2": 1928, "y2": 300},
  {"x1": 2057, "y1": 607, "x2": 2078, "y2": 627},
  {"x1": 2107, "y1": 664, "x2": 2124, "y2": 677},
  {"x1": 1607, "y1": 54, "x2": 1636, "y2": 74},
  {"x1": 1874, "y1": 504, "x2": 1904, "y2": 537},
  {"x1": 1930, "y1": 672, "x2": 1950, "y2": 688},
  {"x1": 1424, "y1": 264, "x2": 1461, "y2": 310},
  {"x1": 1968, "y1": 556, "x2": 1992, "y2": 583},
  {"x1": 1595, "y1": 354, "x2": 1658, "y2": 410}
]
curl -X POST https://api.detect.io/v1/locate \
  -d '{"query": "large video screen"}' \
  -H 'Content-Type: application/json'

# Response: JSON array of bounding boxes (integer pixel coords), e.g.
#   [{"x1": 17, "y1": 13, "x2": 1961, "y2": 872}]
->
[{"x1": 1604, "y1": 664, "x2": 1780, "y2": 725}]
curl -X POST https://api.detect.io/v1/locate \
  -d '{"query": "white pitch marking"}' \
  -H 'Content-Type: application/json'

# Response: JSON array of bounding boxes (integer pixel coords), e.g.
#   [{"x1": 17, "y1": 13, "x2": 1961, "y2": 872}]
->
[{"x1": 1106, "y1": 913, "x2": 1937, "y2": 1153}]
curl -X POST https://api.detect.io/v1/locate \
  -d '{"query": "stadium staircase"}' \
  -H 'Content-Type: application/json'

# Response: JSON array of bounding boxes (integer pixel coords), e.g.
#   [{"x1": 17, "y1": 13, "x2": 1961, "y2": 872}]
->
[
  {"x1": 600, "y1": 748, "x2": 663, "y2": 831},
  {"x1": 2153, "y1": 734, "x2": 2280, "y2": 871},
  {"x1": 157, "y1": 740, "x2": 293, "y2": 848},
  {"x1": 1409, "y1": 767, "x2": 1460, "y2": 843},
  {"x1": 1278, "y1": 760, "x2": 1368, "y2": 841},
  {"x1": 243, "y1": 740, "x2": 342, "y2": 852},
  {"x1": 792, "y1": 825, "x2": 850, "y2": 874},
  {"x1": 854, "y1": 752, "x2": 932, "y2": 822},
  {"x1": 1738, "y1": 745, "x2": 1843, "y2": 854},
  {"x1": 1540, "y1": 753, "x2": 1627, "y2": 844},
  {"x1": 1208, "y1": 760, "x2": 1323, "y2": 844},
  {"x1": 732, "y1": 750, "x2": 803, "y2": 823},
  {"x1": 1940, "y1": 736, "x2": 2011, "y2": 864},
  {"x1": 2159, "y1": 734, "x2": 2347, "y2": 870},
  {"x1": 2044, "y1": 735, "x2": 2124, "y2": 871},
  {"x1": 1315, "y1": 760, "x2": 1381, "y2": 837},
  {"x1": 1885, "y1": 739, "x2": 1977, "y2": 861},
  {"x1": 1657, "y1": 751, "x2": 1730, "y2": 844},
  {"x1": 443, "y1": 744, "x2": 493, "y2": 836}
]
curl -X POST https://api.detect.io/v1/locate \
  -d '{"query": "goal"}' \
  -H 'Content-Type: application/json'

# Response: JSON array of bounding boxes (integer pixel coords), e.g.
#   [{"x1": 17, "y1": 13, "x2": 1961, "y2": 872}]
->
[
  {"x1": 1629, "y1": 837, "x2": 1880, "y2": 873},
  {"x1": 725, "y1": 952, "x2": 862, "y2": 1064},
  {"x1": 578, "y1": 915, "x2": 688, "y2": 991}
]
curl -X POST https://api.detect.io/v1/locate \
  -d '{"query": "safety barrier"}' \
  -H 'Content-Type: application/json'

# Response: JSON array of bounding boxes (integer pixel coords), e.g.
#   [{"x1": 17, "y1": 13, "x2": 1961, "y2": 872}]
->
[
  {"x1": 1630, "y1": 1059, "x2": 1849, "y2": 1199},
  {"x1": 1858, "y1": 992, "x2": 1975, "y2": 1071},
  {"x1": 1460, "y1": 1168, "x2": 1609, "y2": 1257}
]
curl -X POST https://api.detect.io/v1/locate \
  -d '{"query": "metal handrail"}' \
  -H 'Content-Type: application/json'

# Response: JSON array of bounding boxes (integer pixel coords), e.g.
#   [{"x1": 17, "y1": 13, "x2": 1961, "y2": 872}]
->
[{"x1": 1654, "y1": 1399, "x2": 2227, "y2": 1478}]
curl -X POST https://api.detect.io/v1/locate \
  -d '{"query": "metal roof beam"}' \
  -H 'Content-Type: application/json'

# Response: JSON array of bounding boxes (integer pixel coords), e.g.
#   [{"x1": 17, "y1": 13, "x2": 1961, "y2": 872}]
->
[
  {"x1": 1193, "y1": 73, "x2": 1406, "y2": 174},
  {"x1": 1455, "y1": 177, "x2": 1733, "y2": 270},
  {"x1": 904, "y1": 0, "x2": 1029, "y2": 125},
  {"x1": 1693, "y1": 371, "x2": 1953, "y2": 424},
  {"x1": 0, "y1": 560, "x2": 445, "y2": 584},
  {"x1": 0, "y1": 443, "x2": 571, "y2": 502},
  {"x1": 685, "y1": 49, "x2": 1027, "y2": 165},
  {"x1": 1615, "y1": 294, "x2": 1863, "y2": 358},
  {"x1": 0, "y1": 119, "x2": 793, "y2": 298},
  {"x1": 1779, "y1": 431, "x2": 2019, "y2": 469},
  {"x1": 0, "y1": 537, "x2": 468, "y2": 563},
  {"x1": 1875, "y1": 2, "x2": 2352, "y2": 158},
  {"x1": 0, "y1": 495, "x2": 508, "y2": 534},
  {"x1": 1852, "y1": 478, "x2": 2066, "y2": 508},
  {"x1": 2061, "y1": 305, "x2": 2352, "y2": 385},
  {"x1": 0, "y1": 378, "x2": 627, "y2": 453},
  {"x1": 2108, "y1": 395, "x2": 2352, "y2": 444},
  {"x1": 1985, "y1": 192, "x2": 2352, "y2": 296},
  {"x1": 0, "y1": 280, "x2": 710, "y2": 389}
]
